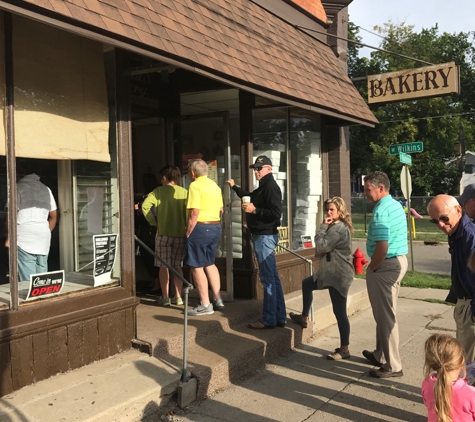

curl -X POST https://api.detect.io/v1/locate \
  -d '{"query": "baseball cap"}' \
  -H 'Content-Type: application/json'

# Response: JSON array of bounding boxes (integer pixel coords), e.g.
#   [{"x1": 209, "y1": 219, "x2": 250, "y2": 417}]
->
[
  {"x1": 249, "y1": 155, "x2": 272, "y2": 169},
  {"x1": 457, "y1": 183, "x2": 475, "y2": 205}
]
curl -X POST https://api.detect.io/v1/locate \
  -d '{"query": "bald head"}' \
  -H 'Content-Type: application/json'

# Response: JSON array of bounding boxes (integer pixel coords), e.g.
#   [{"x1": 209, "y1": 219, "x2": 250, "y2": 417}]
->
[{"x1": 427, "y1": 194, "x2": 462, "y2": 236}]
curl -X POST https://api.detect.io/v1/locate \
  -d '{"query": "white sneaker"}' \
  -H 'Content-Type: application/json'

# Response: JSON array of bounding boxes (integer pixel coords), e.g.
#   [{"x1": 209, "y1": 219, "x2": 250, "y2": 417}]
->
[
  {"x1": 187, "y1": 303, "x2": 214, "y2": 316},
  {"x1": 212, "y1": 297, "x2": 225, "y2": 310}
]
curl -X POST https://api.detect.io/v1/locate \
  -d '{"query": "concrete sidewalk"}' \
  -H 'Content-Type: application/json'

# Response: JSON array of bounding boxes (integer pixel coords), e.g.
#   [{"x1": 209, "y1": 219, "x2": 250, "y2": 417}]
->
[
  {"x1": 163, "y1": 286, "x2": 454, "y2": 422},
  {"x1": 0, "y1": 285, "x2": 452, "y2": 422}
]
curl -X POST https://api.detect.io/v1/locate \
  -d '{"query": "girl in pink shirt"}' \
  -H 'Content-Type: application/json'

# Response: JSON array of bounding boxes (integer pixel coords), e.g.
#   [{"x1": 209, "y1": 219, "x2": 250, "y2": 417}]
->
[{"x1": 422, "y1": 333, "x2": 475, "y2": 422}]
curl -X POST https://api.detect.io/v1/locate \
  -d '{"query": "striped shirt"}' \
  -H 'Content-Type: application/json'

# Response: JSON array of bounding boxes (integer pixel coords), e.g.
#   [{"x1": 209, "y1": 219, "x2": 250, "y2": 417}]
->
[{"x1": 366, "y1": 195, "x2": 408, "y2": 258}]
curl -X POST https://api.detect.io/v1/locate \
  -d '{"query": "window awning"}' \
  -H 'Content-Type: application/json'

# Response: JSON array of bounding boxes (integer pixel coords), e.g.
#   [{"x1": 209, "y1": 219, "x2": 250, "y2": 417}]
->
[{"x1": 0, "y1": 0, "x2": 377, "y2": 127}]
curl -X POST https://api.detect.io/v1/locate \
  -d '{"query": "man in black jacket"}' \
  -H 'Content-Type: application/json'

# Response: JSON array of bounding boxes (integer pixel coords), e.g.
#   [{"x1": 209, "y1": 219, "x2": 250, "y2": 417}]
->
[{"x1": 226, "y1": 155, "x2": 286, "y2": 329}]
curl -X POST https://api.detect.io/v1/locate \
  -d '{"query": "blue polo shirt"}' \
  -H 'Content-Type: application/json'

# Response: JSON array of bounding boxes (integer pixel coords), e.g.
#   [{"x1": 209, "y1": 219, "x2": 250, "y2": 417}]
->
[{"x1": 366, "y1": 195, "x2": 408, "y2": 258}]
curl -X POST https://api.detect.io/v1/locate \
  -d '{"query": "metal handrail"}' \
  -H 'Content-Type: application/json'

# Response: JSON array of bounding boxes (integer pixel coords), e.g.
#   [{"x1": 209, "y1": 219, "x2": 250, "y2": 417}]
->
[
  {"x1": 134, "y1": 235, "x2": 193, "y2": 383},
  {"x1": 275, "y1": 244, "x2": 315, "y2": 322}
]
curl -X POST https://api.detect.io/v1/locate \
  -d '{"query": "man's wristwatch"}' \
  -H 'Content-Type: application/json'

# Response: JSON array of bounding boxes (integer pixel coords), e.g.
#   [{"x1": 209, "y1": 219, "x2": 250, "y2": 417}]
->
[{"x1": 252, "y1": 209, "x2": 257, "y2": 214}]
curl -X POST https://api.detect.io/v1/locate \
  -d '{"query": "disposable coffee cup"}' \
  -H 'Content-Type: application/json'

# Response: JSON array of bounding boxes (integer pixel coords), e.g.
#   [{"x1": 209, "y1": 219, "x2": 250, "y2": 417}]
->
[{"x1": 242, "y1": 196, "x2": 251, "y2": 203}]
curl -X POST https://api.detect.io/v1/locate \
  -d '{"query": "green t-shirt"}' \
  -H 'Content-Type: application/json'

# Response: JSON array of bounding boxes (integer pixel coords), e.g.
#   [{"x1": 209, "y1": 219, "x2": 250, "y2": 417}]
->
[{"x1": 142, "y1": 185, "x2": 188, "y2": 237}]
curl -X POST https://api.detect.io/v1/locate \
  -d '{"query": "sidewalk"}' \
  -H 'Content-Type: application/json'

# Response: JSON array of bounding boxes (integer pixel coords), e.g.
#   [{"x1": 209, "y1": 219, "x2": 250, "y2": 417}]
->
[
  {"x1": 0, "y1": 284, "x2": 451, "y2": 422},
  {"x1": 162, "y1": 286, "x2": 454, "y2": 422}
]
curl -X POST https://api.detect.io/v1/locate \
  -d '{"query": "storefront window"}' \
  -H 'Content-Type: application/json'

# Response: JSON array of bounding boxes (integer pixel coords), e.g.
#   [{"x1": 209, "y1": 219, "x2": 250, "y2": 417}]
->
[
  {"x1": 0, "y1": 16, "x2": 119, "y2": 310},
  {"x1": 289, "y1": 110, "x2": 322, "y2": 249},
  {"x1": 251, "y1": 108, "x2": 289, "y2": 252}
]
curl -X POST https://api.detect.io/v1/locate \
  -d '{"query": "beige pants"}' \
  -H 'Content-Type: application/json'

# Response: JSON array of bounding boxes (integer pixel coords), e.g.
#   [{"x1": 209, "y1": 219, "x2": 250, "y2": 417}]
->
[
  {"x1": 454, "y1": 298, "x2": 475, "y2": 362},
  {"x1": 366, "y1": 255, "x2": 408, "y2": 372}
]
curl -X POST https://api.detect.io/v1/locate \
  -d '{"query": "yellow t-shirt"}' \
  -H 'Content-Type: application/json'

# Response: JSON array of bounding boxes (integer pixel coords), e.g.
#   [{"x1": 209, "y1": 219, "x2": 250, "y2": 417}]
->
[{"x1": 186, "y1": 176, "x2": 223, "y2": 222}]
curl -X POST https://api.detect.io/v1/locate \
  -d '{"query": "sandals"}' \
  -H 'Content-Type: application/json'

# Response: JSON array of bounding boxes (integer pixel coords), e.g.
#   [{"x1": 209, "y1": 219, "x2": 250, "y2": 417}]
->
[{"x1": 289, "y1": 312, "x2": 308, "y2": 328}]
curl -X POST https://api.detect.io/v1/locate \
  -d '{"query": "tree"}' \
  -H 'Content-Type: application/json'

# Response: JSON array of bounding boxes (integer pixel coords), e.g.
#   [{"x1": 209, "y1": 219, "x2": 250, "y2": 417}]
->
[{"x1": 349, "y1": 22, "x2": 475, "y2": 196}]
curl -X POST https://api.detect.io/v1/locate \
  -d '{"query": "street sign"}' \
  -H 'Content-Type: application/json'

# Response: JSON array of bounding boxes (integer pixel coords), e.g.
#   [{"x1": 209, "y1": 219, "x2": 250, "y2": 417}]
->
[
  {"x1": 400, "y1": 166, "x2": 412, "y2": 200},
  {"x1": 389, "y1": 141, "x2": 423, "y2": 155},
  {"x1": 399, "y1": 152, "x2": 412, "y2": 166}
]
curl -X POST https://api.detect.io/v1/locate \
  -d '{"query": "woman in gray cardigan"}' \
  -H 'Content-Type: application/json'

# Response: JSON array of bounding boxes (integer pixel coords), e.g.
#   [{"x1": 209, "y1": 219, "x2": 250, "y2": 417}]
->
[{"x1": 290, "y1": 196, "x2": 354, "y2": 360}]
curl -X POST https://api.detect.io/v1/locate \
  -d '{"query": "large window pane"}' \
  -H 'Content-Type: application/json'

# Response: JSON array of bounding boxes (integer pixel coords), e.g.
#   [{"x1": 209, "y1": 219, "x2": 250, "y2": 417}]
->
[
  {"x1": 251, "y1": 108, "x2": 289, "y2": 252},
  {"x1": 290, "y1": 111, "x2": 322, "y2": 249}
]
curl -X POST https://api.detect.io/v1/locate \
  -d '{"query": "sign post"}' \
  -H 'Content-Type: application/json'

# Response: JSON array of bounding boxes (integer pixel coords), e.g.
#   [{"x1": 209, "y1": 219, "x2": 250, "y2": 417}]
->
[{"x1": 400, "y1": 164, "x2": 414, "y2": 272}]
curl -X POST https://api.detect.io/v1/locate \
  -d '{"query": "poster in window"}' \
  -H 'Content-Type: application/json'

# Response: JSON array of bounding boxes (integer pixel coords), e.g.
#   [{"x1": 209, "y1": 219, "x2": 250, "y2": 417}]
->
[
  {"x1": 26, "y1": 270, "x2": 65, "y2": 300},
  {"x1": 301, "y1": 235, "x2": 313, "y2": 248},
  {"x1": 93, "y1": 234, "x2": 118, "y2": 287}
]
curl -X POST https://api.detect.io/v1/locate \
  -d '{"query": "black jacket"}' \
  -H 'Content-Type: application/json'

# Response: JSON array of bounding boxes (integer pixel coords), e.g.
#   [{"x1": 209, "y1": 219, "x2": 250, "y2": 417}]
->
[{"x1": 232, "y1": 173, "x2": 282, "y2": 235}]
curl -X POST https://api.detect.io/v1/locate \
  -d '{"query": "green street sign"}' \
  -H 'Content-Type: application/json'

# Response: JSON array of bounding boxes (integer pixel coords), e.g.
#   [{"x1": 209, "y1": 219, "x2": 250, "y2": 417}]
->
[
  {"x1": 399, "y1": 152, "x2": 412, "y2": 165},
  {"x1": 389, "y1": 142, "x2": 423, "y2": 155}
]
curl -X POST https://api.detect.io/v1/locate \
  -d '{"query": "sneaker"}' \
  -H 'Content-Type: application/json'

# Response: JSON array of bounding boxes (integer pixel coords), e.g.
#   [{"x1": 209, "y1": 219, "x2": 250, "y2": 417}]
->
[
  {"x1": 173, "y1": 297, "x2": 184, "y2": 306},
  {"x1": 211, "y1": 297, "x2": 225, "y2": 310},
  {"x1": 159, "y1": 297, "x2": 171, "y2": 307},
  {"x1": 187, "y1": 303, "x2": 214, "y2": 316},
  {"x1": 327, "y1": 348, "x2": 351, "y2": 360}
]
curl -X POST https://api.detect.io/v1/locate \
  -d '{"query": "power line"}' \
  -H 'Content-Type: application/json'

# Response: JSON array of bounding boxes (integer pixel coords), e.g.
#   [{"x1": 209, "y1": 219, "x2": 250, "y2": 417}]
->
[
  {"x1": 356, "y1": 25, "x2": 387, "y2": 40},
  {"x1": 377, "y1": 111, "x2": 475, "y2": 124},
  {"x1": 295, "y1": 25, "x2": 435, "y2": 66}
]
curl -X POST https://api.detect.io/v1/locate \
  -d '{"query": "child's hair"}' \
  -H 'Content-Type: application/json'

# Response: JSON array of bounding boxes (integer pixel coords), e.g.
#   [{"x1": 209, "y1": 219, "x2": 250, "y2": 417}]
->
[{"x1": 424, "y1": 333, "x2": 466, "y2": 422}]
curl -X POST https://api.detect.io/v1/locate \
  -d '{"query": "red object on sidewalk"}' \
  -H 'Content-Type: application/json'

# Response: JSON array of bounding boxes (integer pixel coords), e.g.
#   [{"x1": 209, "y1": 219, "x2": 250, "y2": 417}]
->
[{"x1": 353, "y1": 247, "x2": 368, "y2": 275}]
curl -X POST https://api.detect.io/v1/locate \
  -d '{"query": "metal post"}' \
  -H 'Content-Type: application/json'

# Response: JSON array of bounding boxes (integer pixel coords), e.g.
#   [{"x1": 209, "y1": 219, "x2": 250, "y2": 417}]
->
[{"x1": 405, "y1": 165, "x2": 414, "y2": 272}]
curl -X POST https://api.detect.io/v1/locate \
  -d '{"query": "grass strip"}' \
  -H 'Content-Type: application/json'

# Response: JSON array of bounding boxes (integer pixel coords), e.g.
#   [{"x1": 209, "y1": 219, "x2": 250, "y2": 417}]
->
[{"x1": 355, "y1": 270, "x2": 451, "y2": 290}]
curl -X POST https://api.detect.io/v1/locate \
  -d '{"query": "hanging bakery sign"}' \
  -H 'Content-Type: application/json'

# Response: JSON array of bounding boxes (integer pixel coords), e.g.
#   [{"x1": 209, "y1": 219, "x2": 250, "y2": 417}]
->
[{"x1": 367, "y1": 62, "x2": 460, "y2": 104}]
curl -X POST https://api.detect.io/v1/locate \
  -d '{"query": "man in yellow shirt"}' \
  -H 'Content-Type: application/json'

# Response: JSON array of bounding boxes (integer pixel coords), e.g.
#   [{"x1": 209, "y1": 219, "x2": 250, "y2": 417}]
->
[{"x1": 185, "y1": 159, "x2": 224, "y2": 316}]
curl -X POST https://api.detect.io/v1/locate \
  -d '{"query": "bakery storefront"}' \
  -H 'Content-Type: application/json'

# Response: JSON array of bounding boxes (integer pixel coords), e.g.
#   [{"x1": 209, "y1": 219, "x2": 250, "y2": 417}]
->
[{"x1": 0, "y1": 0, "x2": 376, "y2": 395}]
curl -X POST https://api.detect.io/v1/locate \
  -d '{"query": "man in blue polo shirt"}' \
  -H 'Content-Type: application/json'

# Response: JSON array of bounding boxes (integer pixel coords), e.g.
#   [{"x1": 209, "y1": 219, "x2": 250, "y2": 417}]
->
[{"x1": 362, "y1": 171, "x2": 408, "y2": 378}]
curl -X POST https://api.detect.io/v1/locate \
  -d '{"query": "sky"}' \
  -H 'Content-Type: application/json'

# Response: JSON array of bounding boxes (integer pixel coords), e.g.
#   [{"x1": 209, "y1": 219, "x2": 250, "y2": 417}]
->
[{"x1": 348, "y1": 0, "x2": 475, "y2": 57}]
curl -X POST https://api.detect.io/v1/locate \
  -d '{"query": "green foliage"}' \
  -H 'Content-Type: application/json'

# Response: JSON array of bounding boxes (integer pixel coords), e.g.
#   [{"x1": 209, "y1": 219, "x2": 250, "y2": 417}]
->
[{"x1": 349, "y1": 22, "x2": 475, "y2": 195}]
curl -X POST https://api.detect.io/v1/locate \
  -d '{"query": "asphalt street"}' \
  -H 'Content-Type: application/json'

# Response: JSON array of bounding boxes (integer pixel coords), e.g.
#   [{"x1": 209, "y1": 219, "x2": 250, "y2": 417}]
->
[{"x1": 352, "y1": 238, "x2": 450, "y2": 275}]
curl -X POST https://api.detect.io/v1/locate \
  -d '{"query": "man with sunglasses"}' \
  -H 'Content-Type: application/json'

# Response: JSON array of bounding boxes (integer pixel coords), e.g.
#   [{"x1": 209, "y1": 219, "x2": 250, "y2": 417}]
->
[
  {"x1": 362, "y1": 171, "x2": 408, "y2": 378},
  {"x1": 226, "y1": 155, "x2": 286, "y2": 329},
  {"x1": 428, "y1": 194, "x2": 475, "y2": 361}
]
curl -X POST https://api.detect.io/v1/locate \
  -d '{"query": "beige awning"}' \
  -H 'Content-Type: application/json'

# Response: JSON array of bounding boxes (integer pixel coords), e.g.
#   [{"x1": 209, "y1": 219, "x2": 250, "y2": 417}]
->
[
  {"x1": 0, "y1": 0, "x2": 377, "y2": 127},
  {"x1": 0, "y1": 15, "x2": 110, "y2": 162}
]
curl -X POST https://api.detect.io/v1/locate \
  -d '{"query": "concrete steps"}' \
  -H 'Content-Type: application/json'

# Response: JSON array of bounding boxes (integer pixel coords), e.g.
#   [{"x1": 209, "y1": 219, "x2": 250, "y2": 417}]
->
[{"x1": 0, "y1": 280, "x2": 370, "y2": 422}]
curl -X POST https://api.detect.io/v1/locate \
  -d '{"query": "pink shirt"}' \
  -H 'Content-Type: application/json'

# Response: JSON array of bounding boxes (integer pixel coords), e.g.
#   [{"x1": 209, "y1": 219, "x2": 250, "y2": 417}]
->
[{"x1": 422, "y1": 374, "x2": 475, "y2": 421}]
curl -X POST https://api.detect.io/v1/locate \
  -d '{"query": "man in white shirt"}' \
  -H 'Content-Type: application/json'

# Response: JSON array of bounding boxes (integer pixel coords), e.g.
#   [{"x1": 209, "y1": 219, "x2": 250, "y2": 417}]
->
[{"x1": 5, "y1": 173, "x2": 58, "y2": 281}]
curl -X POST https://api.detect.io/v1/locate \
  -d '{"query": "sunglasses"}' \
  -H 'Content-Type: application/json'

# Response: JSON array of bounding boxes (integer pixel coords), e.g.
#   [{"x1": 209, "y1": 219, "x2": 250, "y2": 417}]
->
[
  {"x1": 253, "y1": 165, "x2": 270, "y2": 172},
  {"x1": 429, "y1": 215, "x2": 451, "y2": 225}
]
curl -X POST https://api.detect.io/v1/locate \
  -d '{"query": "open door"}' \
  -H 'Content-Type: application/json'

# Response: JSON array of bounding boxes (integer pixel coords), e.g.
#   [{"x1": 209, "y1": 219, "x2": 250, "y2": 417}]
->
[{"x1": 170, "y1": 111, "x2": 237, "y2": 301}]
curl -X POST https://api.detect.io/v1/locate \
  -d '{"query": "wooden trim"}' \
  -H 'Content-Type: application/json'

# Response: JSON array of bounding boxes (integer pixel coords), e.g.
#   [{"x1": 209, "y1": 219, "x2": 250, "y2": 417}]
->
[{"x1": 0, "y1": 291, "x2": 139, "y2": 341}]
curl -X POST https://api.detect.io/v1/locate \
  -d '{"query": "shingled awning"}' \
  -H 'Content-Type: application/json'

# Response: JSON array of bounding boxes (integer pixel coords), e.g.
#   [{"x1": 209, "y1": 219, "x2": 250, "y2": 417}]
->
[{"x1": 2, "y1": 0, "x2": 377, "y2": 126}]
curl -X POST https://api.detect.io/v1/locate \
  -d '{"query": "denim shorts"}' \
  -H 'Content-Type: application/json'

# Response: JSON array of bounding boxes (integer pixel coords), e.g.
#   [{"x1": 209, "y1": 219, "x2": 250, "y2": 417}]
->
[{"x1": 185, "y1": 224, "x2": 221, "y2": 267}]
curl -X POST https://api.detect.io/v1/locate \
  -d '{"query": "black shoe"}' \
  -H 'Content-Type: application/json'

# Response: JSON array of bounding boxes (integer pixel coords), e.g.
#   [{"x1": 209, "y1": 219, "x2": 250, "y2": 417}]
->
[
  {"x1": 289, "y1": 312, "x2": 308, "y2": 328},
  {"x1": 369, "y1": 368, "x2": 403, "y2": 378},
  {"x1": 277, "y1": 322, "x2": 286, "y2": 328},
  {"x1": 362, "y1": 350, "x2": 383, "y2": 367}
]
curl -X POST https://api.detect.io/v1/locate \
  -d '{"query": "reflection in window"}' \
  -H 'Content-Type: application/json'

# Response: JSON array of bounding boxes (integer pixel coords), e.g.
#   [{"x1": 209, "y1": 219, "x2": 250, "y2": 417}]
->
[
  {"x1": 290, "y1": 112, "x2": 322, "y2": 250},
  {"x1": 251, "y1": 109, "x2": 289, "y2": 252}
]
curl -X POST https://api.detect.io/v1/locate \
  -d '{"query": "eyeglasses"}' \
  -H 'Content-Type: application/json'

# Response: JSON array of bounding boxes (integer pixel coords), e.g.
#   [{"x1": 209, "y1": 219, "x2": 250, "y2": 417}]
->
[
  {"x1": 429, "y1": 215, "x2": 451, "y2": 225},
  {"x1": 253, "y1": 165, "x2": 270, "y2": 172}
]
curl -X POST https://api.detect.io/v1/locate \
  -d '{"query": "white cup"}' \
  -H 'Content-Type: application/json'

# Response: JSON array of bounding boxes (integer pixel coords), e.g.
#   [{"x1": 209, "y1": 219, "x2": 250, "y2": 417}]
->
[{"x1": 242, "y1": 196, "x2": 251, "y2": 203}]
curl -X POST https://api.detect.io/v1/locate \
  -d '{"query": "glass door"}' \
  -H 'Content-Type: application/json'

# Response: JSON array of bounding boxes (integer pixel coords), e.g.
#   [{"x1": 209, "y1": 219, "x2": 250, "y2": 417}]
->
[{"x1": 172, "y1": 111, "x2": 235, "y2": 301}]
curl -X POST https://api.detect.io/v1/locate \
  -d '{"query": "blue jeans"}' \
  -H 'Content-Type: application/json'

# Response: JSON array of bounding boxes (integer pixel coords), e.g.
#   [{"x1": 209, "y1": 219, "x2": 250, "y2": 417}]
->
[
  {"x1": 18, "y1": 246, "x2": 48, "y2": 282},
  {"x1": 252, "y1": 234, "x2": 286, "y2": 326},
  {"x1": 301, "y1": 276, "x2": 350, "y2": 346}
]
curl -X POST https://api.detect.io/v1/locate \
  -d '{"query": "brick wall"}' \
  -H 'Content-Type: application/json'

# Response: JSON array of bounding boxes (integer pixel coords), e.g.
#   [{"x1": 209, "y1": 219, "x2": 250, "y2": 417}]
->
[{"x1": 289, "y1": 0, "x2": 327, "y2": 22}]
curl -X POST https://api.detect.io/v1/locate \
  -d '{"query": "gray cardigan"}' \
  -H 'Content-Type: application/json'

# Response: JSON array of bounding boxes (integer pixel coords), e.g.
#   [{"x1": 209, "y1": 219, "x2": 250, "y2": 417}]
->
[{"x1": 313, "y1": 220, "x2": 354, "y2": 298}]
